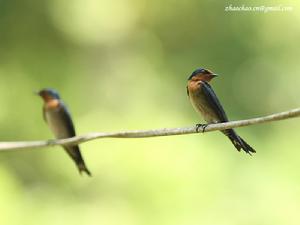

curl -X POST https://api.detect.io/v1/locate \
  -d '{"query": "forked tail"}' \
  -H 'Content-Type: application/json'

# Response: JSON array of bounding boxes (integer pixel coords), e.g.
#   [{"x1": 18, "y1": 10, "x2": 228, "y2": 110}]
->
[
  {"x1": 78, "y1": 163, "x2": 92, "y2": 176},
  {"x1": 64, "y1": 146, "x2": 92, "y2": 177},
  {"x1": 223, "y1": 129, "x2": 256, "y2": 154}
]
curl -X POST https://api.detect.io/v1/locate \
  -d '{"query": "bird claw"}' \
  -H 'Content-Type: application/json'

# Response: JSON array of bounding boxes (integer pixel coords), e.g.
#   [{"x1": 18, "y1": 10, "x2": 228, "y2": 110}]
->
[{"x1": 195, "y1": 123, "x2": 208, "y2": 133}]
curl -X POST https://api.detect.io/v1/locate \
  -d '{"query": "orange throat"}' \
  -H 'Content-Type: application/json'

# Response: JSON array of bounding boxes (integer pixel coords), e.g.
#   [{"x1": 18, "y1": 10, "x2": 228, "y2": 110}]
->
[{"x1": 45, "y1": 99, "x2": 60, "y2": 109}]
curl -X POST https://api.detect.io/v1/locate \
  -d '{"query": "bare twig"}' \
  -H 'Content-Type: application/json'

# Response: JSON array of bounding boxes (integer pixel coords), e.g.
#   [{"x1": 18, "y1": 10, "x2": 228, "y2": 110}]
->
[{"x1": 0, "y1": 108, "x2": 299, "y2": 151}]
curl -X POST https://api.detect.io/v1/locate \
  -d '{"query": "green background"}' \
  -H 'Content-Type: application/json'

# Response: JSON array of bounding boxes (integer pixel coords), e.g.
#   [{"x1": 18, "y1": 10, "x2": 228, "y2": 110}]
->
[{"x1": 0, "y1": 0, "x2": 299, "y2": 224}]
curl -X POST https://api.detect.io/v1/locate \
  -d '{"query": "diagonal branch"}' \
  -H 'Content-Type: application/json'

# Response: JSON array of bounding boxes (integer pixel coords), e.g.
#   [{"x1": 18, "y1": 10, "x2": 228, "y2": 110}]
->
[{"x1": 0, "y1": 108, "x2": 299, "y2": 151}]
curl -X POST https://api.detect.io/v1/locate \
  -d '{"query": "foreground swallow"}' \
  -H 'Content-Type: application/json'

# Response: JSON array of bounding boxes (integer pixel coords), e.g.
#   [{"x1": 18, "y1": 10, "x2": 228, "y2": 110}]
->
[
  {"x1": 37, "y1": 88, "x2": 91, "y2": 176},
  {"x1": 187, "y1": 68, "x2": 255, "y2": 154}
]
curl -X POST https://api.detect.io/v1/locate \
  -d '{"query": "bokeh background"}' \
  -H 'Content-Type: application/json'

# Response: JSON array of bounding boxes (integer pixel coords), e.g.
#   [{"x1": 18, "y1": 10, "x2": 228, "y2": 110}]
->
[{"x1": 0, "y1": 0, "x2": 299, "y2": 224}]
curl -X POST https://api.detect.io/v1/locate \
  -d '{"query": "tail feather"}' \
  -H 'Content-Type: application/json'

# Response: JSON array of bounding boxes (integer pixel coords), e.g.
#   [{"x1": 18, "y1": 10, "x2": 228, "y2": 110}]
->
[
  {"x1": 64, "y1": 146, "x2": 92, "y2": 176},
  {"x1": 223, "y1": 129, "x2": 256, "y2": 154},
  {"x1": 78, "y1": 163, "x2": 92, "y2": 176}
]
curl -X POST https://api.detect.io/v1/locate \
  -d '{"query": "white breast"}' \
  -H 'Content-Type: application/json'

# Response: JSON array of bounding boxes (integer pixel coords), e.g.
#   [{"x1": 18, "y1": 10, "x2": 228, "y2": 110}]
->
[
  {"x1": 45, "y1": 108, "x2": 71, "y2": 139},
  {"x1": 189, "y1": 90, "x2": 220, "y2": 124}
]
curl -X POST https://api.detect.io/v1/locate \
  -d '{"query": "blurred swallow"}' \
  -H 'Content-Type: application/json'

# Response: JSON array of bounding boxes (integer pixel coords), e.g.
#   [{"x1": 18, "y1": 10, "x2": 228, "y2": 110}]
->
[
  {"x1": 187, "y1": 68, "x2": 255, "y2": 154},
  {"x1": 37, "y1": 88, "x2": 91, "y2": 176}
]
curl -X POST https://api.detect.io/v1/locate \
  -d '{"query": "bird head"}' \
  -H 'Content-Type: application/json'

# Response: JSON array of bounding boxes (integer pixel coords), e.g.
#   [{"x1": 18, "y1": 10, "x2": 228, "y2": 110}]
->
[
  {"x1": 188, "y1": 68, "x2": 218, "y2": 82},
  {"x1": 36, "y1": 88, "x2": 60, "y2": 102}
]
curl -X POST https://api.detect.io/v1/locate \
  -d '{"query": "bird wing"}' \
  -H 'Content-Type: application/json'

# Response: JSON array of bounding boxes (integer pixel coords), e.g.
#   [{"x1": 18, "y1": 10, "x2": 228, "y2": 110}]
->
[
  {"x1": 201, "y1": 81, "x2": 229, "y2": 122},
  {"x1": 56, "y1": 103, "x2": 76, "y2": 137}
]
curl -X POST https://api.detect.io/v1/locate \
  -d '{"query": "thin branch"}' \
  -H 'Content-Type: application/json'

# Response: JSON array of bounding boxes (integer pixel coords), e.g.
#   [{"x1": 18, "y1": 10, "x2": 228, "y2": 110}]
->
[{"x1": 0, "y1": 108, "x2": 299, "y2": 151}]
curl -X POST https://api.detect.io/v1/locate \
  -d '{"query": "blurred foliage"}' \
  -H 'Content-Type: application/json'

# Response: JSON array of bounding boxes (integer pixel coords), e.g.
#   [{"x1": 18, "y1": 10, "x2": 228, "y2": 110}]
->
[{"x1": 0, "y1": 0, "x2": 300, "y2": 224}]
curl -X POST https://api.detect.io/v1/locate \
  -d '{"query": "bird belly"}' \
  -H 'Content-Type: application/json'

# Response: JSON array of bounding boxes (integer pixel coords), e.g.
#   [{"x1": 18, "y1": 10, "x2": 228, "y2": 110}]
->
[
  {"x1": 189, "y1": 92, "x2": 220, "y2": 123},
  {"x1": 45, "y1": 110, "x2": 71, "y2": 139}
]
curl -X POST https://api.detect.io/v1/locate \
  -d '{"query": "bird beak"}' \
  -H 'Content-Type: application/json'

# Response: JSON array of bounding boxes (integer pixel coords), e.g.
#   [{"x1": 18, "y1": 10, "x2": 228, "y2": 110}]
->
[{"x1": 211, "y1": 74, "x2": 218, "y2": 78}]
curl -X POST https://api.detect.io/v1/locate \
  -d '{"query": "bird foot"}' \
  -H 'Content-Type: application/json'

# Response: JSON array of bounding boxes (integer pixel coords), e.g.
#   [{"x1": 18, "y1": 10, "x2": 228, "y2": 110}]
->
[{"x1": 195, "y1": 123, "x2": 208, "y2": 133}]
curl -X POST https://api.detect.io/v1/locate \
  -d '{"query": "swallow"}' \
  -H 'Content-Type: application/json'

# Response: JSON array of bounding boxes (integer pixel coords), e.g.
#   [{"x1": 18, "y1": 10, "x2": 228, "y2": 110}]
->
[
  {"x1": 37, "y1": 88, "x2": 91, "y2": 176},
  {"x1": 187, "y1": 68, "x2": 255, "y2": 154}
]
